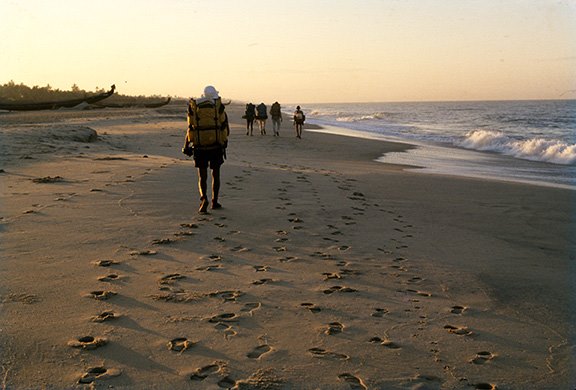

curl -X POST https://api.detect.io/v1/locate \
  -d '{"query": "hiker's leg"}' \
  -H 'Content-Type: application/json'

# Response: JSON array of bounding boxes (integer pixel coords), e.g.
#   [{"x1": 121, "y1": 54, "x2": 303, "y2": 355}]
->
[
  {"x1": 211, "y1": 167, "x2": 221, "y2": 209},
  {"x1": 197, "y1": 167, "x2": 209, "y2": 212},
  {"x1": 198, "y1": 167, "x2": 208, "y2": 198}
]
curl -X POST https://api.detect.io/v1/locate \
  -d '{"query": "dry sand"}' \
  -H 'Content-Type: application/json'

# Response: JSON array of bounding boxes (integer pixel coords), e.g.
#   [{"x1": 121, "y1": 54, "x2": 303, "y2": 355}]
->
[{"x1": 0, "y1": 103, "x2": 574, "y2": 389}]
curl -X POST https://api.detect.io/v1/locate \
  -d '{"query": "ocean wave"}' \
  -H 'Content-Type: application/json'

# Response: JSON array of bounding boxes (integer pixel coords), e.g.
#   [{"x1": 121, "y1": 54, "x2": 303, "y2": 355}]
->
[
  {"x1": 458, "y1": 130, "x2": 576, "y2": 165},
  {"x1": 336, "y1": 112, "x2": 388, "y2": 122}
]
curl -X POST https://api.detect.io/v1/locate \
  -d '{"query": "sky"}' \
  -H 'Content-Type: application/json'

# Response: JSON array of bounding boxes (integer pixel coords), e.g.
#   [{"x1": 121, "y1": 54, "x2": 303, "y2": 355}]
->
[{"x1": 1, "y1": 0, "x2": 575, "y2": 103}]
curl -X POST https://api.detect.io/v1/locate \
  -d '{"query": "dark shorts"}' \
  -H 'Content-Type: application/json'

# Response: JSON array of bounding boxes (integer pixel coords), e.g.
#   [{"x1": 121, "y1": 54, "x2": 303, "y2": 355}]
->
[{"x1": 193, "y1": 147, "x2": 224, "y2": 169}]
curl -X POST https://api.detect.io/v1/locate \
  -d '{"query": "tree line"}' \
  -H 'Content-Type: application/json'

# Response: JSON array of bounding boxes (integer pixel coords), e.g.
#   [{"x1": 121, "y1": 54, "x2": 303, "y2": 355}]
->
[{"x1": 0, "y1": 81, "x2": 167, "y2": 104}]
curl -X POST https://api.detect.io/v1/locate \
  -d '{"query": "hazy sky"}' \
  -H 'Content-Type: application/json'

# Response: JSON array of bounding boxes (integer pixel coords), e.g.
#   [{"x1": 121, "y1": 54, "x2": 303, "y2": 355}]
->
[{"x1": 1, "y1": 0, "x2": 575, "y2": 103}]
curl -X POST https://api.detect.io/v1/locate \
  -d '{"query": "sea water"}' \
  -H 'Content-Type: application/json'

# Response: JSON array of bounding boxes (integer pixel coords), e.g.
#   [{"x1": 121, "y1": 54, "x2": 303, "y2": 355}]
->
[{"x1": 296, "y1": 100, "x2": 576, "y2": 189}]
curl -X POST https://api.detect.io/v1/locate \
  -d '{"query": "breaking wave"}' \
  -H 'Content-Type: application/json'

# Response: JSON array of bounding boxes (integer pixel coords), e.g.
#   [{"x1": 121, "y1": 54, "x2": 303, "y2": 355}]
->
[
  {"x1": 458, "y1": 130, "x2": 576, "y2": 165},
  {"x1": 335, "y1": 112, "x2": 390, "y2": 122}
]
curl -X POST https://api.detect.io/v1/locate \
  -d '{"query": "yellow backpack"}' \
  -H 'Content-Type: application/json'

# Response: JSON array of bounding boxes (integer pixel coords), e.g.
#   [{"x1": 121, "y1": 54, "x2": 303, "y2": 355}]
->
[{"x1": 186, "y1": 97, "x2": 228, "y2": 149}]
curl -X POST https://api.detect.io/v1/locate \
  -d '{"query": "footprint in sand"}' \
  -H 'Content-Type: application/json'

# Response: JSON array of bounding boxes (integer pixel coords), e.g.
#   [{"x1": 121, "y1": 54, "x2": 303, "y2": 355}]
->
[
  {"x1": 369, "y1": 337, "x2": 401, "y2": 349},
  {"x1": 213, "y1": 236, "x2": 226, "y2": 242},
  {"x1": 406, "y1": 289, "x2": 432, "y2": 297},
  {"x1": 253, "y1": 265, "x2": 269, "y2": 272},
  {"x1": 209, "y1": 290, "x2": 244, "y2": 302},
  {"x1": 189, "y1": 362, "x2": 223, "y2": 381},
  {"x1": 78, "y1": 366, "x2": 121, "y2": 384},
  {"x1": 339, "y1": 268, "x2": 361, "y2": 276},
  {"x1": 311, "y1": 251, "x2": 335, "y2": 259},
  {"x1": 300, "y1": 303, "x2": 321, "y2": 313},
  {"x1": 174, "y1": 230, "x2": 195, "y2": 237},
  {"x1": 273, "y1": 246, "x2": 287, "y2": 252},
  {"x1": 92, "y1": 259, "x2": 119, "y2": 267},
  {"x1": 196, "y1": 264, "x2": 223, "y2": 272},
  {"x1": 252, "y1": 278, "x2": 274, "y2": 285},
  {"x1": 324, "y1": 322, "x2": 344, "y2": 335},
  {"x1": 230, "y1": 245, "x2": 249, "y2": 252},
  {"x1": 200, "y1": 254, "x2": 223, "y2": 262},
  {"x1": 159, "y1": 273, "x2": 186, "y2": 284},
  {"x1": 338, "y1": 373, "x2": 367, "y2": 390},
  {"x1": 152, "y1": 238, "x2": 175, "y2": 245},
  {"x1": 247, "y1": 344, "x2": 273, "y2": 359},
  {"x1": 444, "y1": 325, "x2": 473, "y2": 336},
  {"x1": 68, "y1": 336, "x2": 108, "y2": 350},
  {"x1": 91, "y1": 311, "x2": 119, "y2": 323},
  {"x1": 308, "y1": 347, "x2": 349, "y2": 360},
  {"x1": 32, "y1": 176, "x2": 64, "y2": 184},
  {"x1": 240, "y1": 302, "x2": 262, "y2": 315},
  {"x1": 208, "y1": 313, "x2": 239, "y2": 323},
  {"x1": 129, "y1": 250, "x2": 157, "y2": 256},
  {"x1": 213, "y1": 322, "x2": 238, "y2": 339},
  {"x1": 278, "y1": 256, "x2": 298, "y2": 263},
  {"x1": 450, "y1": 305, "x2": 468, "y2": 314},
  {"x1": 322, "y1": 272, "x2": 342, "y2": 280},
  {"x1": 407, "y1": 276, "x2": 424, "y2": 284},
  {"x1": 97, "y1": 274, "x2": 121, "y2": 282},
  {"x1": 157, "y1": 284, "x2": 185, "y2": 293},
  {"x1": 474, "y1": 383, "x2": 498, "y2": 390},
  {"x1": 168, "y1": 337, "x2": 194, "y2": 352},
  {"x1": 86, "y1": 290, "x2": 117, "y2": 300},
  {"x1": 217, "y1": 376, "x2": 237, "y2": 388},
  {"x1": 323, "y1": 285, "x2": 358, "y2": 295},
  {"x1": 470, "y1": 351, "x2": 496, "y2": 365},
  {"x1": 338, "y1": 245, "x2": 351, "y2": 252},
  {"x1": 180, "y1": 223, "x2": 199, "y2": 229},
  {"x1": 371, "y1": 308, "x2": 389, "y2": 317}
]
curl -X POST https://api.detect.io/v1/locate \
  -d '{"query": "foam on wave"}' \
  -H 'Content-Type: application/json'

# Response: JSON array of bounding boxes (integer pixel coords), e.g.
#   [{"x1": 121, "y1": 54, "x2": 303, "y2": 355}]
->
[
  {"x1": 458, "y1": 129, "x2": 576, "y2": 165},
  {"x1": 336, "y1": 112, "x2": 387, "y2": 122}
]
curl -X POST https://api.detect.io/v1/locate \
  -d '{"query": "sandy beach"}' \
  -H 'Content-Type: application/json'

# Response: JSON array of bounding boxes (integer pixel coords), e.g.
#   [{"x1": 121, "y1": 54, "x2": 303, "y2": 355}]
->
[{"x1": 0, "y1": 102, "x2": 574, "y2": 389}]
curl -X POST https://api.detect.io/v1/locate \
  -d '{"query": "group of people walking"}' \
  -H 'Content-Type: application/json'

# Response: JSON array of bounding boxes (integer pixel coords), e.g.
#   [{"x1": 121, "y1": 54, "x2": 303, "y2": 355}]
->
[
  {"x1": 184, "y1": 86, "x2": 308, "y2": 214},
  {"x1": 243, "y1": 101, "x2": 305, "y2": 139}
]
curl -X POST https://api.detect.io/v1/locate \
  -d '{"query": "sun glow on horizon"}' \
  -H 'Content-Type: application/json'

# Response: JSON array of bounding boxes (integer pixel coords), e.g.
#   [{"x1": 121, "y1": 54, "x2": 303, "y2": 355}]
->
[{"x1": 1, "y1": 0, "x2": 575, "y2": 104}]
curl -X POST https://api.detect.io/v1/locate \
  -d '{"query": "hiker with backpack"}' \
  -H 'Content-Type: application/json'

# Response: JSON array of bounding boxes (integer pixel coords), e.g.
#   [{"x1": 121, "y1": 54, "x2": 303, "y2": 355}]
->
[
  {"x1": 182, "y1": 85, "x2": 230, "y2": 213},
  {"x1": 293, "y1": 105, "x2": 305, "y2": 139},
  {"x1": 244, "y1": 102, "x2": 256, "y2": 136},
  {"x1": 256, "y1": 102, "x2": 268, "y2": 135},
  {"x1": 270, "y1": 101, "x2": 282, "y2": 136}
]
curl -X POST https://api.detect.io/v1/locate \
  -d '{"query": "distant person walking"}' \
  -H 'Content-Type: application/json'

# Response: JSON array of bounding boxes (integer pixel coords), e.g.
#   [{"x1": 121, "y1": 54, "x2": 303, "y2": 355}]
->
[
  {"x1": 293, "y1": 105, "x2": 305, "y2": 139},
  {"x1": 256, "y1": 102, "x2": 268, "y2": 135},
  {"x1": 244, "y1": 102, "x2": 256, "y2": 136},
  {"x1": 270, "y1": 101, "x2": 282, "y2": 136},
  {"x1": 183, "y1": 85, "x2": 230, "y2": 213}
]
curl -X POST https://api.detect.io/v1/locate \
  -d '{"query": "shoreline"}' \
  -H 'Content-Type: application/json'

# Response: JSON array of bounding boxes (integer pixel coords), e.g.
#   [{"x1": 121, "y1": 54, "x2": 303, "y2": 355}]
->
[
  {"x1": 1, "y1": 103, "x2": 574, "y2": 388},
  {"x1": 305, "y1": 123, "x2": 576, "y2": 191}
]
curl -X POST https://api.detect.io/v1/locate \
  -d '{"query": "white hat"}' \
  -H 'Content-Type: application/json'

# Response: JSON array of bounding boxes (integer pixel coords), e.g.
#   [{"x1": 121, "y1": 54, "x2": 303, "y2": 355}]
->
[{"x1": 203, "y1": 85, "x2": 219, "y2": 99}]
